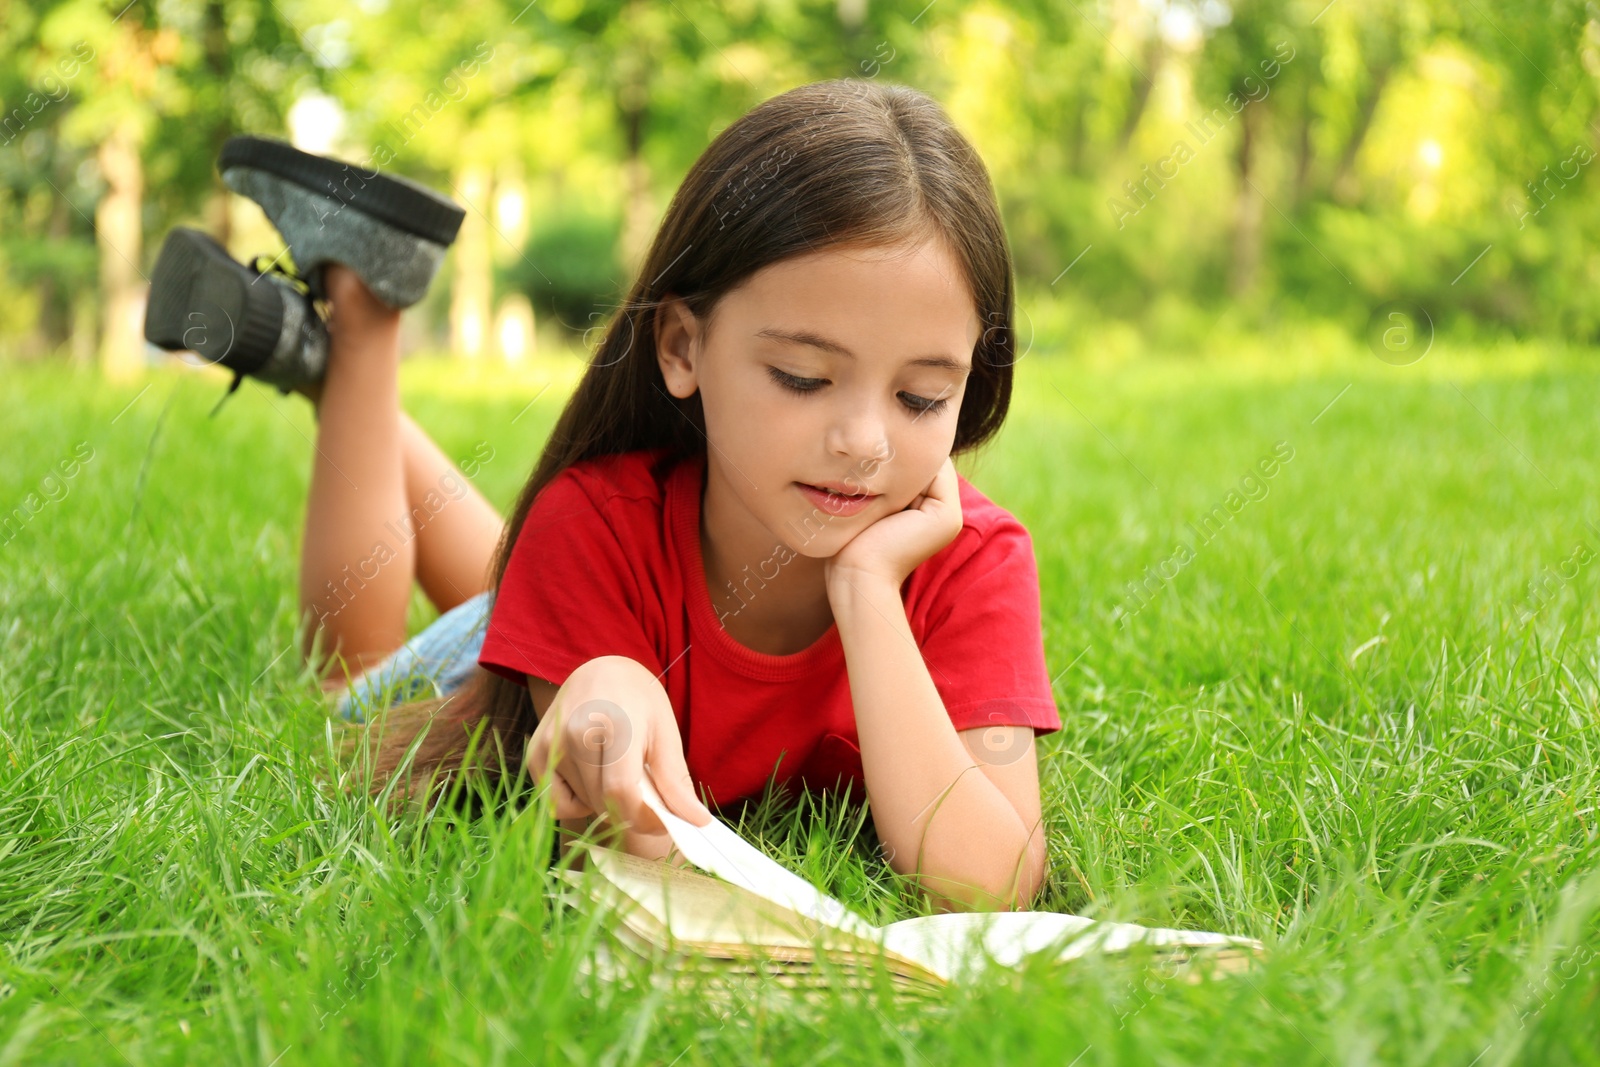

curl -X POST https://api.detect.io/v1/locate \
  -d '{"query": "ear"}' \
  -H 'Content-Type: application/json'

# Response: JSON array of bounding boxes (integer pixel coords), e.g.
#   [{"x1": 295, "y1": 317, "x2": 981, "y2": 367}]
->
[{"x1": 654, "y1": 294, "x2": 702, "y2": 400}]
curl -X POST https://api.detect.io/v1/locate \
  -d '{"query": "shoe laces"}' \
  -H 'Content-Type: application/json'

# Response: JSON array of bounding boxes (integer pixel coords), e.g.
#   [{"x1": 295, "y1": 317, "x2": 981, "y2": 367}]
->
[
  {"x1": 207, "y1": 251, "x2": 317, "y2": 419},
  {"x1": 247, "y1": 251, "x2": 314, "y2": 296}
]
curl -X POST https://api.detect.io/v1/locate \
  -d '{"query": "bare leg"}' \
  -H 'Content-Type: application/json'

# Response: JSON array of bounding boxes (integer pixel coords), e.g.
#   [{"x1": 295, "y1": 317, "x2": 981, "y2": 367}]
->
[
  {"x1": 296, "y1": 268, "x2": 506, "y2": 691},
  {"x1": 398, "y1": 410, "x2": 505, "y2": 613},
  {"x1": 299, "y1": 266, "x2": 412, "y2": 687}
]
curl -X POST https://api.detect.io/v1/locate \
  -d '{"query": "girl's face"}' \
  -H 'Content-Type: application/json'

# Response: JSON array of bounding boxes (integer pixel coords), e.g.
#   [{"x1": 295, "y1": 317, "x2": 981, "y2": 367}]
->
[{"x1": 657, "y1": 235, "x2": 981, "y2": 560}]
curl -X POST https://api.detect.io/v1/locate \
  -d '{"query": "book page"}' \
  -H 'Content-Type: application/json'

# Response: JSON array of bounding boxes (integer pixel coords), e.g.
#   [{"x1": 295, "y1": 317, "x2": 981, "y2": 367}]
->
[
  {"x1": 880, "y1": 911, "x2": 1264, "y2": 981},
  {"x1": 578, "y1": 844, "x2": 949, "y2": 987},
  {"x1": 638, "y1": 774, "x2": 883, "y2": 942},
  {"x1": 878, "y1": 911, "x2": 1095, "y2": 981},
  {"x1": 587, "y1": 845, "x2": 865, "y2": 953},
  {"x1": 635, "y1": 771, "x2": 1262, "y2": 984}
]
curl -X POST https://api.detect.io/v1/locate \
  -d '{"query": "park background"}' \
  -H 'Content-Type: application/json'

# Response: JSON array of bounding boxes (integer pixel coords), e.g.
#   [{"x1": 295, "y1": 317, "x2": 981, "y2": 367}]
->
[
  {"x1": 5, "y1": 0, "x2": 1600, "y2": 1065},
  {"x1": 6, "y1": 0, "x2": 1599, "y2": 369}
]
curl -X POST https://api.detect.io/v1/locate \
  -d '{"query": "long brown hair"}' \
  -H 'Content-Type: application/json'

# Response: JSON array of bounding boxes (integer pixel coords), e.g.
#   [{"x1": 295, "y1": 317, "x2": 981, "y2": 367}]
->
[{"x1": 342, "y1": 77, "x2": 1022, "y2": 805}]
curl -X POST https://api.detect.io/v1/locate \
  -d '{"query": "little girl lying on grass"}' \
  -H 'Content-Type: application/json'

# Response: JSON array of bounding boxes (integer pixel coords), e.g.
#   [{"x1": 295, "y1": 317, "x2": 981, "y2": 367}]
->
[{"x1": 148, "y1": 78, "x2": 1061, "y2": 912}]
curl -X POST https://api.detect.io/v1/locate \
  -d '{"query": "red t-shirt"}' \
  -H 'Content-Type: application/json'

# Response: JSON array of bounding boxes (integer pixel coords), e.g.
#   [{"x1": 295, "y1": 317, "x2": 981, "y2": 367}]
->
[{"x1": 478, "y1": 446, "x2": 1061, "y2": 810}]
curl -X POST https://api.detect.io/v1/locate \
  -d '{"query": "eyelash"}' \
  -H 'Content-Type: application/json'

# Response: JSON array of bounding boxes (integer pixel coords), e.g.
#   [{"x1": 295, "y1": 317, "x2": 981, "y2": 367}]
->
[{"x1": 766, "y1": 367, "x2": 952, "y2": 416}]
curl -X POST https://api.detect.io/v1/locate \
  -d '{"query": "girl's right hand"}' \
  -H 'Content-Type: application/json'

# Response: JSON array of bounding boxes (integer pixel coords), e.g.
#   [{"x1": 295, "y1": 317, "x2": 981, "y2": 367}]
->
[{"x1": 523, "y1": 656, "x2": 713, "y2": 856}]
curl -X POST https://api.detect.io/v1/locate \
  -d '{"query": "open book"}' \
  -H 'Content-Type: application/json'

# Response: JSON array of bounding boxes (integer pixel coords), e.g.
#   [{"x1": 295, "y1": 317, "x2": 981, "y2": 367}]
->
[{"x1": 555, "y1": 777, "x2": 1265, "y2": 994}]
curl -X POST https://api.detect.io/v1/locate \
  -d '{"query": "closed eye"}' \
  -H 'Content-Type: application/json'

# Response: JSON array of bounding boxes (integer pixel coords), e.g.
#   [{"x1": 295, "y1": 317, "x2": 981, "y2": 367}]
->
[{"x1": 766, "y1": 367, "x2": 952, "y2": 416}]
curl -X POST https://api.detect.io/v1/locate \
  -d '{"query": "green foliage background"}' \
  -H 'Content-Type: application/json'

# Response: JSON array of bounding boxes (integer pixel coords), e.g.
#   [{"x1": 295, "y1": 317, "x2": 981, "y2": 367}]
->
[{"x1": 4, "y1": 0, "x2": 1600, "y2": 359}]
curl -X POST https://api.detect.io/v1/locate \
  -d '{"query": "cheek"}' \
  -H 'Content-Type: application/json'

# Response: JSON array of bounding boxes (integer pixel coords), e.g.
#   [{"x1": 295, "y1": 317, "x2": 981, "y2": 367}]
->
[
  {"x1": 701, "y1": 387, "x2": 810, "y2": 495},
  {"x1": 711, "y1": 366, "x2": 793, "y2": 418},
  {"x1": 699, "y1": 371, "x2": 770, "y2": 442},
  {"x1": 879, "y1": 439, "x2": 949, "y2": 503}
]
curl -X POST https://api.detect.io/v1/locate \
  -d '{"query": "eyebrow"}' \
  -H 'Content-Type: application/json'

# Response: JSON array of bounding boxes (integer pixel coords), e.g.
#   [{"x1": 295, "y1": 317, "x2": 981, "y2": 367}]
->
[{"x1": 755, "y1": 327, "x2": 971, "y2": 373}]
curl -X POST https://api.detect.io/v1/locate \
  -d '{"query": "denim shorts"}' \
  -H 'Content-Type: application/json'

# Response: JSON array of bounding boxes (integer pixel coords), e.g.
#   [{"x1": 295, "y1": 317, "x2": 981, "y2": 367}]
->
[{"x1": 333, "y1": 589, "x2": 493, "y2": 722}]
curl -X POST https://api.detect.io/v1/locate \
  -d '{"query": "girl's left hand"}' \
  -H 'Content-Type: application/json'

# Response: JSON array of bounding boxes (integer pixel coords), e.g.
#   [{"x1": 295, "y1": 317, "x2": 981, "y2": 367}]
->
[{"x1": 824, "y1": 455, "x2": 963, "y2": 594}]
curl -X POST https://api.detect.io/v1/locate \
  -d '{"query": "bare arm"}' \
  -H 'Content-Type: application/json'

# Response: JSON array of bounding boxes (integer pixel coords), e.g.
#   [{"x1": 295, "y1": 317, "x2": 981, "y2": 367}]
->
[{"x1": 832, "y1": 572, "x2": 1048, "y2": 912}]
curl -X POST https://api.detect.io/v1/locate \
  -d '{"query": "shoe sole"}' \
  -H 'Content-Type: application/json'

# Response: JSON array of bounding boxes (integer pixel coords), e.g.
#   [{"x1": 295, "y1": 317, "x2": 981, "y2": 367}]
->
[
  {"x1": 144, "y1": 227, "x2": 283, "y2": 374},
  {"x1": 218, "y1": 135, "x2": 465, "y2": 246}
]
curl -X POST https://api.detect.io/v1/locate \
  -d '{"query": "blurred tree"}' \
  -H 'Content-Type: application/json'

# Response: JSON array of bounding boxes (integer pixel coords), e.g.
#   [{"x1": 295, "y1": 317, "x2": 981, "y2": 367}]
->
[
  {"x1": 54, "y1": 2, "x2": 181, "y2": 380},
  {"x1": 0, "y1": 13, "x2": 101, "y2": 363},
  {"x1": 8, "y1": 0, "x2": 1600, "y2": 367},
  {"x1": 2, "y1": 0, "x2": 311, "y2": 371},
  {"x1": 1192, "y1": 0, "x2": 1306, "y2": 296}
]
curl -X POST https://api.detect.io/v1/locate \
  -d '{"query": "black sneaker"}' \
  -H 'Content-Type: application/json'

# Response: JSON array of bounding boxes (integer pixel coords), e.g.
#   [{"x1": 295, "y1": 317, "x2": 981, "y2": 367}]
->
[
  {"x1": 144, "y1": 226, "x2": 329, "y2": 412},
  {"x1": 218, "y1": 135, "x2": 465, "y2": 309}
]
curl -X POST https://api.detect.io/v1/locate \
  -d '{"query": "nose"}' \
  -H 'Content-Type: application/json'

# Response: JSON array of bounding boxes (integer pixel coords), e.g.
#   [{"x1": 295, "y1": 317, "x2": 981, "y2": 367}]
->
[{"x1": 824, "y1": 396, "x2": 890, "y2": 471}]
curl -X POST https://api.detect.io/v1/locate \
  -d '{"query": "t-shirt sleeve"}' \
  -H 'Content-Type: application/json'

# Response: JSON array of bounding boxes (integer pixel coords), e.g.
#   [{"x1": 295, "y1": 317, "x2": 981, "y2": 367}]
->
[
  {"x1": 477, "y1": 470, "x2": 662, "y2": 689},
  {"x1": 919, "y1": 518, "x2": 1062, "y2": 737}
]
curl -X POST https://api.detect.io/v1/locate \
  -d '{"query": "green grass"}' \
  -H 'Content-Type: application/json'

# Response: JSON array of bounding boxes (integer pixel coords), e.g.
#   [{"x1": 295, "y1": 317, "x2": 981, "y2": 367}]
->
[{"x1": 3, "y1": 333, "x2": 1599, "y2": 1065}]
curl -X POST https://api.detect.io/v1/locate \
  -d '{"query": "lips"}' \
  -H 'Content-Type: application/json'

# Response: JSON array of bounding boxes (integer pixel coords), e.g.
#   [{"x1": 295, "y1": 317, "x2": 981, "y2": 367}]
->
[
  {"x1": 801, "y1": 481, "x2": 872, "y2": 498},
  {"x1": 795, "y1": 481, "x2": 879, "y2": 516}
]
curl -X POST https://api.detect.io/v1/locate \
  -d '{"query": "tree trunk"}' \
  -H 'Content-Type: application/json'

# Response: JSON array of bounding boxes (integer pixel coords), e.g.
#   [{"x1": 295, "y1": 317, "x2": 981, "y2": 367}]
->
[
  {"x1": 620, "y1": 148, "x2": 651, "y2": 281},
  {"x1": 449, "y1": 164, "x2": 493, "y2": 360},
  {"x1": 1330, "y1": 66, "x2": 1390, "y2": 204},
  {"x1": 837, "y1": 0, "x2": 867, "y2": 76},
  {"x1": 1292, "y1": 76, "x2": 1314, "y2": 208},
  {"x1": 1115, "y1": 40, "x2": 1164, "y2": 152},
  {"x1": 205, "y1": 0, "x2": 232, "y2": 246},
  {"x1": 1229, "y1": 101, "x2": 1264, "y2": 298},
  {"x1": 1069, "y1": 88, "x2": 1088, "y2": 175},
  {"x1": 96, "y1": 119, "x2": 145, "y2": 380},
  {"x1": 618, "y1": 87, "x2": 651, "y2": 281},
  {"x1": 38, "y1": 171, "x2": 73, "y2": 357},
  {"x1": 71, "y1": 289, "x2": 97, "y2": 367},
  {"x1": 614, "y1": 0, "x2": 654, "y2": 281}
]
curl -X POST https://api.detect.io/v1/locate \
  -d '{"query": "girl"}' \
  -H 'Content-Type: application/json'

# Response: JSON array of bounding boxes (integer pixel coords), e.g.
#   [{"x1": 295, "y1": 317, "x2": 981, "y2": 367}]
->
[{"x1": 157, "y1": 78, "x2": 1062, "y2": 912}]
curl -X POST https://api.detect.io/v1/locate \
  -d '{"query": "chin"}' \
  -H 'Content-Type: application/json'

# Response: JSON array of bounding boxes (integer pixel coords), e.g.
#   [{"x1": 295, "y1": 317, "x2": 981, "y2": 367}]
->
[
  {"x1": 771, "y1": 517, "x2": 850, "y2": 558},
  {"x1": 778, "y1": 531, "x2": 840, "y2": 559}
]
